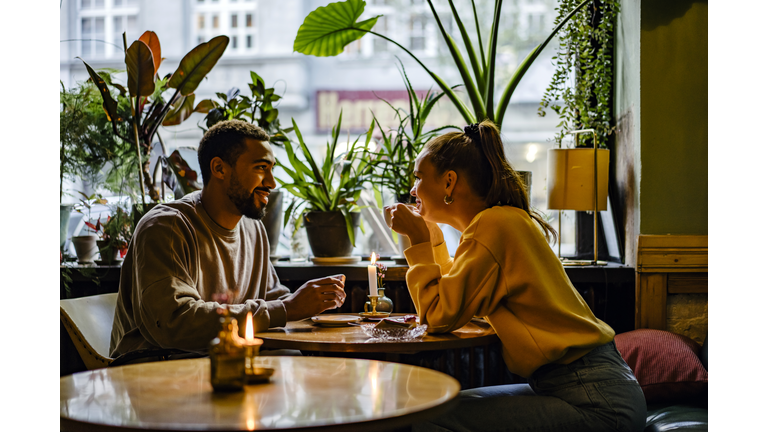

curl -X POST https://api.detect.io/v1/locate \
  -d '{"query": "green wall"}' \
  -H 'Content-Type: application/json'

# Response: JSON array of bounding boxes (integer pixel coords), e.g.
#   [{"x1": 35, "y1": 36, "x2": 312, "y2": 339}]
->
[{"x1": 639, "y1": 0, "x2": 708, "y2": 234}]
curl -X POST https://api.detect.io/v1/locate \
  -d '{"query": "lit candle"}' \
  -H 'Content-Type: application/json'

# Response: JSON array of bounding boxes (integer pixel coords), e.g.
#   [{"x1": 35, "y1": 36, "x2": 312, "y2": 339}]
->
[
  {"x1": 245, "y1": 311, "x2": 254, "y2": 344},
  {"x1": 368, "y1": 252, "x2": 378, "y2": 297}
]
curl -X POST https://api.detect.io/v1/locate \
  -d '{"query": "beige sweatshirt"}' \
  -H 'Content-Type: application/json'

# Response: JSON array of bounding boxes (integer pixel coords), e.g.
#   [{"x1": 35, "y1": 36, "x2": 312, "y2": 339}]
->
[
  {"x1": 404, "y1": 205, "x2": 614, "y2": 378},
  {"x1": 110, "y1": 191, "x2": 290, "y2": 358}
]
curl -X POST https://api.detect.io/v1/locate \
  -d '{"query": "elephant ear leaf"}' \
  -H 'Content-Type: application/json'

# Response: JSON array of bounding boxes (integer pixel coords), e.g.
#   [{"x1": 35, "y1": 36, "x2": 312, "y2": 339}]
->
[
  {"x1": 168, "y1": 35, "x2": 229, "y2": 96},
  {"x1": 138, "y1": 30, "x2": 162, "y2": 76},
  {"x1": 78, "y1": 57, "x2": 121, "y2": 123},
  {"x1": 293, "y1": 0, "x2": 380, "y2": 57},
  {"x1": 125, "y1": 40, "x2": 155, "y2": 97}
]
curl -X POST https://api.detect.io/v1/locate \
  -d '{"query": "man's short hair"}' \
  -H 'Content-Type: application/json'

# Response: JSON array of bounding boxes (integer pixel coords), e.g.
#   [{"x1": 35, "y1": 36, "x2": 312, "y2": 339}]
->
[{"x1": 197, "y1": 120, "x2": 270, "y2": 185}]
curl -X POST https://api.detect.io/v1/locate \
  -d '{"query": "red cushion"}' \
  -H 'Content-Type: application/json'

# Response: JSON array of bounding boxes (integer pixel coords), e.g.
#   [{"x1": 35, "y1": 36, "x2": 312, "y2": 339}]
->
[{"x1": 614, "y1": 329, "x2": 708, "y2": 405}]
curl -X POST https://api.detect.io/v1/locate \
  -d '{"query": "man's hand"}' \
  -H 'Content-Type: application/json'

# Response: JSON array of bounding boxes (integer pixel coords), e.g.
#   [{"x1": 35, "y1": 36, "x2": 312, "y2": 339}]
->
[{"x1": 283, "y1": 274, "x2": 347, "y2": 321}]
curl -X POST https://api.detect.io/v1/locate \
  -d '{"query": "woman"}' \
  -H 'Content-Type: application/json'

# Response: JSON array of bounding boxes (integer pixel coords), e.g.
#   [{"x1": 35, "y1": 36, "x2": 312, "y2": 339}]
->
[{"x1": 386, "y1": 120, "x2": 646, "y2": 432}]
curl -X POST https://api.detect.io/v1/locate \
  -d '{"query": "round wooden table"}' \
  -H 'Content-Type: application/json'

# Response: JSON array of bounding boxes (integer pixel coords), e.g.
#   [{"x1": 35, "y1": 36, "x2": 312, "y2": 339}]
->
[
  {"x1": 60, "y1": 356, "x2": 460, "y2": 432},
  {"x1": 255, "y1": 315, "x2": 503, "y2": 389}
]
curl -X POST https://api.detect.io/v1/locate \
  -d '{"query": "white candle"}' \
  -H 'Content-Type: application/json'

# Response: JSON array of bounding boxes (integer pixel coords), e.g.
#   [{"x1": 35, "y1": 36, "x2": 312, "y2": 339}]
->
[{"x1": 368, "y1": 252, "x2": 378, "y2": 297}]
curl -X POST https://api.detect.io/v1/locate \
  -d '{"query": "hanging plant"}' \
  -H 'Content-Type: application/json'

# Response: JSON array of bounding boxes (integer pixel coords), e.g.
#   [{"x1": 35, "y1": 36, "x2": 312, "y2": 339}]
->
[{"x1": 539, "y1": 0, "x2": 620, "y2": 148}]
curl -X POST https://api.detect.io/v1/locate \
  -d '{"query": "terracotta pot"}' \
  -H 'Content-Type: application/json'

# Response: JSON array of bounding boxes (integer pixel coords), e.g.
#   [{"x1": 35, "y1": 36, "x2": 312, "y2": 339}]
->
[
  {"x1": 302, "y1": 211, "x2": 361, "y2": 257},
  {"x1": 72, "y1": 235, "x2": 98, "y2": 264}
]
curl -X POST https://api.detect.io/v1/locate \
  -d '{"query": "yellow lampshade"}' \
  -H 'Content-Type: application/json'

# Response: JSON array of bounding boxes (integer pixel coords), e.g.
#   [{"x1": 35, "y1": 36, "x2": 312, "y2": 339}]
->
[{"x1": 546, "y1": 148, "x2": 609, "y2": 211}]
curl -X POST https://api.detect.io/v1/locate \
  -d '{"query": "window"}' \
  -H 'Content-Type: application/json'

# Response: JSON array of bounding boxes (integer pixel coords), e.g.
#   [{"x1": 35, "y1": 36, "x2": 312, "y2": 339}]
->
[
  {"x1": 81, "y1": 0, "x2": 104, "y2": 8},
  {"x1": 81, "y1": 17, "x2": 105, "y2": 57},
  {"x1": 192, "y1": 0, "x2": 257, "y2": 54},
  {"x1": 409, "y1": 15, "x2": 426, "y2": 51},
  {"x1": 373, "y1": 16, "x2": 388, "y2": 53},
  {"x1": 78, "y1": 0, "x2": 138, "y2": 58}
]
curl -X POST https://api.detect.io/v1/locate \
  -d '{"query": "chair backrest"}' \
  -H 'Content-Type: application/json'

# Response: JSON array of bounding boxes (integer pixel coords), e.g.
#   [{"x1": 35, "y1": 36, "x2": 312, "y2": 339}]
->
[{"x1": 60, "y1": 293, "x2": 118, "y2": 370}]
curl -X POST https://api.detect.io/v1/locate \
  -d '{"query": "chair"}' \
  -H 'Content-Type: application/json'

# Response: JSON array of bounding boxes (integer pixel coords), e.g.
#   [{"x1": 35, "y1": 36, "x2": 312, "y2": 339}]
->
[
  {"x1": 60, "y1": 293, "x2": 118, "y2": 370},
  {"x1": 61, "y1": 293, "x2": 206, "y2": 372}
]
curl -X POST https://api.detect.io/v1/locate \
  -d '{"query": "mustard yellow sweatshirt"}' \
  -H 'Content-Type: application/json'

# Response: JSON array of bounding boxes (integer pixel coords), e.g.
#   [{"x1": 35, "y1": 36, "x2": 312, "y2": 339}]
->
[{"x1": 404, "y1": 205, "x2": 614, "y2": 378}]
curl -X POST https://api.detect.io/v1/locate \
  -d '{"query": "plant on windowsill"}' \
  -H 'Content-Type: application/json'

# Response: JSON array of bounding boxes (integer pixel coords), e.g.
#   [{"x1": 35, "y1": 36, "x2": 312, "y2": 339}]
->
[
  {"x1": 365, "y1": 61, "x2": 457, "y2": 255},
  {"x1": 293, "y1": 0, "x2": 592, "y2": 129},
  {"x1": 276, "y1": 113, "x2": 375, "y2": 258},
  {"x1": 85, "y1": 207, "x2": 134, "y2": 265},
  {"x1": 59, "y1": 78, "x2": 134, "y2": 250},
  {"x1": 79, "y1": 31, "x2": 229, "y2": 213},
  {"x1": 71, "y1": 192, "x2": 108, "y2": 264}
]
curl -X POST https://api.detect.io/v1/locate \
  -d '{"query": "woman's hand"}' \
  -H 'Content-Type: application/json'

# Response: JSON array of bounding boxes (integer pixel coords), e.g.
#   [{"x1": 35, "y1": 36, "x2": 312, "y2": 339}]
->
[{"x1": 385, "y1": 204, "x2": 431, "y2": 246}]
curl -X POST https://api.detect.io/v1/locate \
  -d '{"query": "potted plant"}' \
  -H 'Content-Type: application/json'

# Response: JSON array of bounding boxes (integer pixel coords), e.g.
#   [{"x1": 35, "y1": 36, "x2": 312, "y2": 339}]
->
[
  {"x1": 276, "y1": 113, "x2": 375, "y2": 258},
  {"x1": 79, "y1": 31, "x2": 229, "y2": 215},
  {"x1": 366, "y1": 62, "x2": 455, "y2": 254},
  {"x1": 85, "y1": 207, "x2": 133, "y2": 265},
  {"x1": 59, "y1": 79, "x2": 133, "y2": 250},
  {"x1": 71, "y1": 192, "x2": 108, "y2": 264},
  {"x1": 293, "y1": 0, "x2": 591, "y2": 129},
  {"x1": 196, "y1": 71, "x2": 295, "y2": 258}
]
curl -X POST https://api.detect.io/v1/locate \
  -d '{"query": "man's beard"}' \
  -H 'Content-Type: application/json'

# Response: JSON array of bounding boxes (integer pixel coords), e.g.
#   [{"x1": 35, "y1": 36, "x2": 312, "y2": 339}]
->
[{"x1": 227, "y1": 170, "x2": 267, "y2": 220}]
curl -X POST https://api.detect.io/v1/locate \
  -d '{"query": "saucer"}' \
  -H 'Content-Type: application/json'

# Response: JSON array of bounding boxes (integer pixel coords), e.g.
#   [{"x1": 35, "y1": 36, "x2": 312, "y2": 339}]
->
[
  {"x1": 311, "y1": 315, "x2": 362, "y2": 326},
  {"x1": 310, "y1": 256, "x2": 362, "y2": 265}
]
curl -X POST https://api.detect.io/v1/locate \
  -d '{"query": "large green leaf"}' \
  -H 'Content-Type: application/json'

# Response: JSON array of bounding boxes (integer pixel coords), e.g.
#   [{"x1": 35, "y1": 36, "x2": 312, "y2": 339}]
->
[
  {"x1": 162, "y1": 94, "x2": 196, "y2": 126},
  {"x1": 125, "y1": 40, "x2": 155, "y2": 97},
  {"x1": 293, "y1": 0, "x2": 380, "y2": 57},
  {"x1": 168, "y1": 35, "x2": 229, "y2": 96},
  {"x1": 78, "y1": 58, "x2": 120, "y2": 123}
]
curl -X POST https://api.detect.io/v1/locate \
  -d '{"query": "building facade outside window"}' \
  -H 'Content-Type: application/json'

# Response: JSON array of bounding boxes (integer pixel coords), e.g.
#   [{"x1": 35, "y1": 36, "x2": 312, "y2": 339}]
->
[
  {"x1": 191, "y1": 0, "x2": 256, "y2": 54},
  {"x1": 78, "y1": 0, "x2": 139, "y2": 59}
]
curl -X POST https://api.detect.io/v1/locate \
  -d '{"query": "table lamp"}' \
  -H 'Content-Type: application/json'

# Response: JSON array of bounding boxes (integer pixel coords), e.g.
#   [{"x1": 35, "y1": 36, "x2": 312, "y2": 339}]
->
[{"x1": 546, "y1": 129, "x2": 609, "y2": 266}]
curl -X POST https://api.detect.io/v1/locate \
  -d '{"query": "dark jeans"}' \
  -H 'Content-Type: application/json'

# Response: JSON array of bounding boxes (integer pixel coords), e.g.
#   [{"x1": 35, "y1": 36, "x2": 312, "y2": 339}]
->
[{"x1": 414, "y1": 341, "x2": 647, "y2": 432}]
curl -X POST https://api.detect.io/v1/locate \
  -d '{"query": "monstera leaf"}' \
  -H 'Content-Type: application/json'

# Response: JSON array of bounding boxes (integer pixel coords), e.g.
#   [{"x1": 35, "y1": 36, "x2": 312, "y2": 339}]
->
[
  {"x1": 125, "y1": 40, "x2": 155, "y2": 97},
  {"x1": 168, "y1": 35, "x2": 229, "y2": 96},
  {"x1": 293, "y1": 0, "x2": 380, "y2": 57}
]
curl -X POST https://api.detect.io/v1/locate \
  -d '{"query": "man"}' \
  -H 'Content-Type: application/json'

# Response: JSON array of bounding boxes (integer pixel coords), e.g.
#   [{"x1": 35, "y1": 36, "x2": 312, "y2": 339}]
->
[{"x1": 110, "y1": 120, "x2": 346, "y2": 359}]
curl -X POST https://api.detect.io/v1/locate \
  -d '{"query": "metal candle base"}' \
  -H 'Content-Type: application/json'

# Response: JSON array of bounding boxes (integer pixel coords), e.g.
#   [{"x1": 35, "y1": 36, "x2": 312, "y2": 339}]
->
[{"x1": 360, "y1": 295, "x2": 390, "y2": 318}]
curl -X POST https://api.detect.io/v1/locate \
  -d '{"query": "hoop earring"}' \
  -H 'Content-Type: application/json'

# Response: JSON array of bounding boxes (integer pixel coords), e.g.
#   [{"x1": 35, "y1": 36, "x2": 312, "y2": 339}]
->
[{"x1": 444, "y1": 195, "x2": 454, "y2": 205}]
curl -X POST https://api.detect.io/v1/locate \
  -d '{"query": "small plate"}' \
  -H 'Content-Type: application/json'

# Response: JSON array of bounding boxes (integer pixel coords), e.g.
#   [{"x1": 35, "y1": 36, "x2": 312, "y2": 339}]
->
[
  {"x1": 311, "y1": 315, "x2": 362, "y2": 326},
  {"x1": 310, "y1": 256, "x2": 362, "y2": 265},
  {"x1": 245, "y1": 367, "x2": 274, "y2": 384}
]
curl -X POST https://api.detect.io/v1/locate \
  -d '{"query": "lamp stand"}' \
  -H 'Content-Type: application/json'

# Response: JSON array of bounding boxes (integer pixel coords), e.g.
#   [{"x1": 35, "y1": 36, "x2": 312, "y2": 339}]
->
[{"x1": 559, "y1": 129, "x2": 607, "y2": 267}]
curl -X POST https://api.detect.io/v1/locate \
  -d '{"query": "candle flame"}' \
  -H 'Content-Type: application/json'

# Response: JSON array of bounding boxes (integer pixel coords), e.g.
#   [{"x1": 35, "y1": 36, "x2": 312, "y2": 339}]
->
[
  {"x1": 370, "y1": 252, "x2": 376, "y2": 265},
  {"x1": 245, "y1": 311, "x2": 254, "y2": 342}
]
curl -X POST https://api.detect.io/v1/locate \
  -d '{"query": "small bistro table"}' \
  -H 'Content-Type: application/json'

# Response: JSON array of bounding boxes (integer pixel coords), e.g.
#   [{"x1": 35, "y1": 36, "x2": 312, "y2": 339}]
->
[
  {"x1": 60, "y1": 356, "x2": 460, "y2": 432},
  {"x1": 256, "y1": 314, "x2": 504, "y2": 388}
]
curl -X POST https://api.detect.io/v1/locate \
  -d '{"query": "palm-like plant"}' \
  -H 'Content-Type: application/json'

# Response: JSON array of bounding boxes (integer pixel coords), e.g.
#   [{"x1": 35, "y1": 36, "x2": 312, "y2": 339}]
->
[
  {"x1": 293, "y1": 0, "x2": 591, "y2": 129},
  {"x1": 79, "y1": 31, "x2": 229, "y2": 206},
  {"x1": 276, "y1": 113, "x2": 375, "y2": 246}
]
